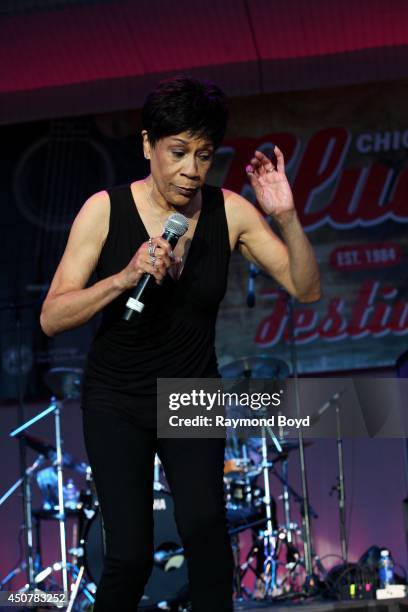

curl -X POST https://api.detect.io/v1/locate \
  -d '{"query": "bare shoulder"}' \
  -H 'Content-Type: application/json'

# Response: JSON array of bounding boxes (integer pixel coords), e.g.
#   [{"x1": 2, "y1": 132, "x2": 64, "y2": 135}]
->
[
  {"x1": 222, "y1": 188, "x2": 248, "y2": 207},
  {"x1": 81, "y1": 188, "x2": 110, "y2": 210},
  {"x1": 221, "y1": 188, "x2": 264, "y2": 249},
  {"x1": 74, "y1": 189, "x2": 110, "y2": 243},
  {"x1": 222, "y1": 188, "x2": 261, "y2": 218},
  {"x1": 44, "y1": 190, "x2": 111, "y2": 298}
]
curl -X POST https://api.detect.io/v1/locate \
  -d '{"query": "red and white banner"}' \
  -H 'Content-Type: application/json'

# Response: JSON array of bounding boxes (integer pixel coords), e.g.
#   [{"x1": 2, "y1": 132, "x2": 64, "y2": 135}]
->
[{"x1": 215, "y1": 88, "x2": 408, "y2": 373}]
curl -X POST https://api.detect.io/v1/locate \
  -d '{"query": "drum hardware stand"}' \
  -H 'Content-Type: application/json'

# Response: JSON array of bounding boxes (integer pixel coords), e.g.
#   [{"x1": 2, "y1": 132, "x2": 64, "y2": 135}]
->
[
  {"x1": 311, "y1": 388, "x2": 347, "y2": 562},
  {"x1": 258, "y1": 427, "x2": 278, "y2": 597},
  {"x1": 229, "y1": 519, "x2": 272, "y2": 603},
  {"x1": 281, "y1": 454, "x2": 294, "y2": 545},
  {"x1": 248, "y1": 416, "x2": 284, "y2": 599},
  {"x1": 0, "y1": 455, "x2": 45, "y2": 590},
  {"x1": 231, "y1": 533, "x2": 246, "y2": 604},
  {"x1": 228, "y1": 517, "x2": 269, "y2": 537},
  {"x1": 9, "y1": 396, "x2": 69, "y2": 596},
  {"x1": 33, "y1": 562, "x2": 94, "y2": 609},
  {"x1": 69, "y1": 568, "x2": 95, "y2": 609},
  {"x1": 334, "y1": 395, "x2": 348, "y2": 562},
  {"x1": 0, "y1": 455, "x2": 45, "y2": 508},
  {"x1": 286, "y1": 293, "x2": 316, "y2": 592},
  {"x1": 271, "y1": 464, "x2": 329, "y2": 592},
  {"x1": 0, "y1": 301, "x2": 37, "y2": 588},
  {"x1": 63, "y1": 563, "x2": 96, "y2": 611},
  {"x1": 236, "y1": 530, "x2": 267, "y2": 601},
  {"x1": 66, "y1": 566, "x2": 85, "y2": 612},
  {"x1": 273, "y1": 462, "x2": 319, "y2": 525},
  {"x1": 0, "y1": 563, "x2": 27, "y2": 591},
  {"x1": 274, "y1": 463, "x2": 324, "y2": 598}
]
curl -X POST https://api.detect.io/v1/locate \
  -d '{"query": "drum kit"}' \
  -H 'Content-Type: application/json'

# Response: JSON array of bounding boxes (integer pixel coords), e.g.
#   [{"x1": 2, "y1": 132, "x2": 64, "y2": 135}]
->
[{"x1": 1, "y1": 356, "x2": 330, "y2": 611}]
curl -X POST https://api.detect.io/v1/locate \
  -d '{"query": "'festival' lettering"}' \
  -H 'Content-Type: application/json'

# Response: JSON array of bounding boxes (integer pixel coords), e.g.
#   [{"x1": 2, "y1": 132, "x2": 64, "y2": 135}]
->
[{"x1": 255, "y1": 281, "x2": 408, "y2": 347}]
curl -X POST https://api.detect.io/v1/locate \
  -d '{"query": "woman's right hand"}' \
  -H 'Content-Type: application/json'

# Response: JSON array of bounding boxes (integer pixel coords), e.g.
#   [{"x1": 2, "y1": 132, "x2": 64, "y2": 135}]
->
[{"x1": 117, "y1": 237, "x2": 181, "y2": 290}]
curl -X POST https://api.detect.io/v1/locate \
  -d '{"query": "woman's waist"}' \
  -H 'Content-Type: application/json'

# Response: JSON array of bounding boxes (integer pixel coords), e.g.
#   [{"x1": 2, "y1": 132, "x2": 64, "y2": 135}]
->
[
  {"x1": 84, "y1": 340, "x2": 218, "y2": 377},
  {"x1": 92, "y1": 319, "x2": 215, "y2": 355}
]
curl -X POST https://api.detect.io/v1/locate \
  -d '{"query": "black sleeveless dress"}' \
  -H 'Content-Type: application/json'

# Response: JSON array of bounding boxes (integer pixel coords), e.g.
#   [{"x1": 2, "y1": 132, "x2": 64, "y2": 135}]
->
[{"x1": 81, "y1": 183, "x2": 231, "y2": 427}]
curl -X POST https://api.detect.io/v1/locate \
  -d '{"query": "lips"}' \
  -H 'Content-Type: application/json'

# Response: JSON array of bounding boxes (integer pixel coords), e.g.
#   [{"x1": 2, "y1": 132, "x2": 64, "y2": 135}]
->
[{"x1": 175, "y1": 186, "x2": 198, "y2": 196}]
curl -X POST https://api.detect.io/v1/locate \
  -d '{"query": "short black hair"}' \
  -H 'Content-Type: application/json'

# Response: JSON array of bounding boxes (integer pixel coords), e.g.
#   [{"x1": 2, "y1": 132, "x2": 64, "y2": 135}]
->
[{"x1": 141, "y1": 75, "x2": 228, "y2": 149}]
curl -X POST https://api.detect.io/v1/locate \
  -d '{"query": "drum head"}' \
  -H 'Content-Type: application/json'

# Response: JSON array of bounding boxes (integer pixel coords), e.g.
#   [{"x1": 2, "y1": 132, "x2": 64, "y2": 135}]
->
[{"x1": 84, "y1": 490, "x2": 188, "y2": 609}]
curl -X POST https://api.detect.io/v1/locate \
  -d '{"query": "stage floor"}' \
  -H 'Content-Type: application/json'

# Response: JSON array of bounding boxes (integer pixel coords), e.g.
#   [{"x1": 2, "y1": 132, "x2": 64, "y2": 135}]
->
[{"x1": 233, "y1": 597, "x2": 408, "y2": 612}]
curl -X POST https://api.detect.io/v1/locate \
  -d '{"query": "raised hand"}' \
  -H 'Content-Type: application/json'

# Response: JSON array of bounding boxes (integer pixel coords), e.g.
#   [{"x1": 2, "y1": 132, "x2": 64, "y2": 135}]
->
[{"x1": 246, "y1": 146, "x2": 295, "y2": 219}]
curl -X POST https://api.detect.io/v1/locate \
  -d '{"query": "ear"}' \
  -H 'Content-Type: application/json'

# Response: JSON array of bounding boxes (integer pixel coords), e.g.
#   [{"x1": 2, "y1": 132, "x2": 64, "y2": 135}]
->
[{"x1": 141, "y1": 130, "x2": 151, "y2": 160}]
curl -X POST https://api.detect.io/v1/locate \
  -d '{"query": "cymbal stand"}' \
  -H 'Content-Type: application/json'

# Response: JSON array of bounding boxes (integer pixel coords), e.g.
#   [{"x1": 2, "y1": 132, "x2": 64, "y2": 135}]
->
[
  {"x1": 231, "y1": 532, "x2": 246, "y2": 603},
  {"x1": 0, "y1": 455, "x2": 45, "y2": 589},
  {"x1": 9, "y1": 396, "x2": 68, "y2": 596},
  {"x1": 271, "y1": 463, "x2": 329, "y2": 591},
  {"x1": 252, "y1": 419, "x2": 284, "y2": 597},
  {"x1": 0, "y1": 455, "x2": 45, "y2": 508},
  {"x1": 271, "y1": 465, "x2": 318, "y2": 521},
  {"x1": 259, "y1": 428, "x2": 277, "y2": 596},
  {"x1": 334, "y1": 396, "x2": 348, "y2": 562},
  {"x1": 286, "y1": 294, "x2": 314, "y2": 587},
  {"x1": 0, "y1": 301, "x2": 36, "y2": 587},
  {"x1": 281, "y1": 455, "x2": 295, "y2": 544}
]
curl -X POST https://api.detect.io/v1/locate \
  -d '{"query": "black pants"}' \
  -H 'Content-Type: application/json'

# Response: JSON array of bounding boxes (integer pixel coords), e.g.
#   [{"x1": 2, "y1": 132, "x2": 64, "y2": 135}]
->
[{"x1": 82, "y1": 408, "x2": 234, "y2": 611}]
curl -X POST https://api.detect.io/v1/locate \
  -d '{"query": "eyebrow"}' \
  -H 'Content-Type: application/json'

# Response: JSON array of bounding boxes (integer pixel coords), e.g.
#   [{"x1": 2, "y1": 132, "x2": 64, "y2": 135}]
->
[{"x1": 169, "y1": 137, "x2": 214, "y2": 148}]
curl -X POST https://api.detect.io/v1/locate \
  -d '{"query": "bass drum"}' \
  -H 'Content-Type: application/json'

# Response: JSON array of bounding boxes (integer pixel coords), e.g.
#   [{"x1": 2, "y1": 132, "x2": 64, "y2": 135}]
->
[{"x1": 84, "y1": 489, "x2": 189, "y2": 610}]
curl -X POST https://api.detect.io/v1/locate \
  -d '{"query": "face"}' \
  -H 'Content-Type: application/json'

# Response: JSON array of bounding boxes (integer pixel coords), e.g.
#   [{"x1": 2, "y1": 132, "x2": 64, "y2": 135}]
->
[{"x1": 142, "y1": 130, "x2": 214, "y2": 206}]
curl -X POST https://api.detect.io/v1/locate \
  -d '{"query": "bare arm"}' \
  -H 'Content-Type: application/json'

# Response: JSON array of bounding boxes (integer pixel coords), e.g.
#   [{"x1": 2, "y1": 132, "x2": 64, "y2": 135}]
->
[
  {"x1": 272, "y1": 209, "x2": 320, "y2": 302},
  {"x1": 224, "y1": 145, "x2": 320, "y2": 303},
  {"x1": 230, "y1": 196, "x2": 320, "y2": 302},
  {"x1": 40, "y1": 191, "x2": 117, "y2": 336},
  {"x1": 40, "y1": 191, "x2": 174, "y2": 337}
]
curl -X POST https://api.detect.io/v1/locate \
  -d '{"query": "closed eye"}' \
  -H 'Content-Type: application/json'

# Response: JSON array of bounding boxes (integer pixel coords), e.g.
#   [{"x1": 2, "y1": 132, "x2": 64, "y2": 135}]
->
[{"x1": 170, "y1": 150, "x2": 212, "y2": 162}]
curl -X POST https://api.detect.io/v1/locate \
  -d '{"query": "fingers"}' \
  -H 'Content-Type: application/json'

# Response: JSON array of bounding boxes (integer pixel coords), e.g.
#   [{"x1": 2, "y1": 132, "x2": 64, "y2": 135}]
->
[
  {"x1": 148, "y1": 236, "x2": 173, "y2": 257},
  {"x1": 245, "y1": 146, "x2": 285, "y2": 176},
  {"x1": 143, "y1": 257, "x2": 167, "y2": 284},
  {"x1": 247, "y1": 155, "x2": 265, "y2": 172},
  {"x1": 149, "y1": 248, "x2": 171, "y2": 269},
  {"x1": 274, "y1": 145, "x2": 285, "y2": 173},
  {"x1": 169, "y1": 252, "x2": 183, "y2": 266},
  {"x1": 254, "y1": 150, "x2": 273, "y2": 165},
  {"x1": 246, "y1": 154, "x2": 271, "y2": 177},
  {"x1": 142, "y1": 237, "x2": 182, "y2": 284},
  {"x1": 124, "y1": 237, "x2": 182, "y2": 289}
]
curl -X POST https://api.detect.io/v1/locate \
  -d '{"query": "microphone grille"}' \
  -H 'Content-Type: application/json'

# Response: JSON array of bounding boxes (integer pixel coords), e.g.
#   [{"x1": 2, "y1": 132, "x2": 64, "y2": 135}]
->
[{"x1": 164, "y1": 213, "x2": 189, "y2": 237}]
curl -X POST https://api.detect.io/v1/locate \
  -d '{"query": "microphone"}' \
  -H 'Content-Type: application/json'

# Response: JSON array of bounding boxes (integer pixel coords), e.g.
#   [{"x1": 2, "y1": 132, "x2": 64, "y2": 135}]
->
[
  {"x1": 310, "y1": 389, "x2": 346, "y2": 426},
  {"x1": 122, "y1": 213, "x2": 189, "y2": 321}
]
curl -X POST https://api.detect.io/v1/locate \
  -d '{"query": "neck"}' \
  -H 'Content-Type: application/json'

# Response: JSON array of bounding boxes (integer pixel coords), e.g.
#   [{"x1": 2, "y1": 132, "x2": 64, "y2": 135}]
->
[{"x1": 145, "y1": 176, "x2": 200, "y2": 217}]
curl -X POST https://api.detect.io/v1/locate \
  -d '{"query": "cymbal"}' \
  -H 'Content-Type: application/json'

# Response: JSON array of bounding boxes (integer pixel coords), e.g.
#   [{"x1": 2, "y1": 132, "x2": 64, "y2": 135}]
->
[
  {"x1": 219, "y1": 355, "x2": 290, "y2": 380},
  {"x1": 44, "y1": 367, "x2": 83, "y2": 400}
]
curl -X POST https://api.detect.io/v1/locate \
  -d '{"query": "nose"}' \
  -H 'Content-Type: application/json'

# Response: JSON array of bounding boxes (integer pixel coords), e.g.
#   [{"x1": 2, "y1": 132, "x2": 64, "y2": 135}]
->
[{"x1": 181, "y1": 155, "x2": 200, "y2": 180}]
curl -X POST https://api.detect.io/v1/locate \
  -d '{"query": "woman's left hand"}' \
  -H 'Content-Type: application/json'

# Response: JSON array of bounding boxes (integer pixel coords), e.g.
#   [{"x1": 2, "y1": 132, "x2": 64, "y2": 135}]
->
[{"x1": 246, "y1": 146, "x2": 295, "y2": 219}]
